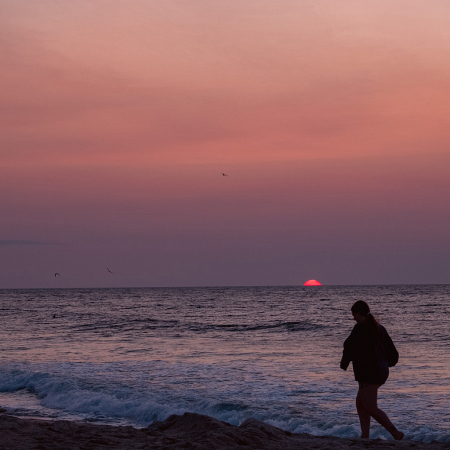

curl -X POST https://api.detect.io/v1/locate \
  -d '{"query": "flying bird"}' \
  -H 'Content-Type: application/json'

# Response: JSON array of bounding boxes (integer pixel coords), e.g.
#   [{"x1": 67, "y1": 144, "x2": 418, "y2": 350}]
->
[
  {"x1": 107, "y1": 267, "x2": 114, "y2": 274},
  {"x1": 54, "y1": 273, "x2": 60, "y2": 277},
  {"x1": 222, "y1": 173, "x2": 228, "y2": 177}
]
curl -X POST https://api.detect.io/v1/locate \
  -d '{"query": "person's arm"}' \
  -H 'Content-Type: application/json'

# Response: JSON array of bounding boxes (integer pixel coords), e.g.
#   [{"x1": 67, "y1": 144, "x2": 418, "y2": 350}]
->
[{"x1": 340, "y1": 326, "x2": 359, "y2": 370}]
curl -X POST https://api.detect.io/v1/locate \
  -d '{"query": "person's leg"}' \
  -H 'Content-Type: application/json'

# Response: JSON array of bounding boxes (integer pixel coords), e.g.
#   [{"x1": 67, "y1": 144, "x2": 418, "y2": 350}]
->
[
  {"x1": 358, "y1": 384, "x2": 404, "y2": 440},
  {"x1": 356, "y1": 386, "x2": 371, "y2": 438}
]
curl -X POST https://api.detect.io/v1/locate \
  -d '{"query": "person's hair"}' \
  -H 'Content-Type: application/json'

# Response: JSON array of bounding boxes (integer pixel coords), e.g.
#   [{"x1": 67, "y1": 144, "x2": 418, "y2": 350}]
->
[{"x1": 351, "y1": 300, "x2": 381, "y2": 340}]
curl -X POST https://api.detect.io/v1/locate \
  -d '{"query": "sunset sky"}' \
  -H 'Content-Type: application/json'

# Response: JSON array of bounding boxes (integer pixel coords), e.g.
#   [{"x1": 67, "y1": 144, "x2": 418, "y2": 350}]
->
[{"x1": 1, "y1": 0, "x2": 450, "y2": 288}]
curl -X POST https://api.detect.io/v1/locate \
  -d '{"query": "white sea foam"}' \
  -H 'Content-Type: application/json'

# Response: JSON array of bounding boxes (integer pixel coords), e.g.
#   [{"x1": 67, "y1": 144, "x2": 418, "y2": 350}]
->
[{"x1": 1, "y1": 363, "x2": 449, "y2": 442}]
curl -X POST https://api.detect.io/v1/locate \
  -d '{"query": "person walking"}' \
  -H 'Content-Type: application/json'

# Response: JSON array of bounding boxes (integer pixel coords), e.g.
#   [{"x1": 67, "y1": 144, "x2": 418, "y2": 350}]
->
[{"x1": 340, "y1": 300, "x2": 404, "y2": 440}]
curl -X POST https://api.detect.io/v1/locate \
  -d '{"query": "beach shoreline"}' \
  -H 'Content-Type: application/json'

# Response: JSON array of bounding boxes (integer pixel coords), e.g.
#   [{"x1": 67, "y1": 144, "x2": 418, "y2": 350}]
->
[{"x1": 1, "y1": 412, "x2": 449, "y2": 450}]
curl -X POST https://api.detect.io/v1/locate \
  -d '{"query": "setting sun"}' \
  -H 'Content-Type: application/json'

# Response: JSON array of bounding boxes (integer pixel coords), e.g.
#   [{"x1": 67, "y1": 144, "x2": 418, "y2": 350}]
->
[{"x1": 303, "y1": 280, "x2": 322, "y2": 286}]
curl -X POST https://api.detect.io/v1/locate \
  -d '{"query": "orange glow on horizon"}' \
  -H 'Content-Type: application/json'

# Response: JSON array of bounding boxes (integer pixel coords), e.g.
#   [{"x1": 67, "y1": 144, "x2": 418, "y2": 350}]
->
[{"x1": 303, "y1": 280, "x2": 322, "y2": 286}]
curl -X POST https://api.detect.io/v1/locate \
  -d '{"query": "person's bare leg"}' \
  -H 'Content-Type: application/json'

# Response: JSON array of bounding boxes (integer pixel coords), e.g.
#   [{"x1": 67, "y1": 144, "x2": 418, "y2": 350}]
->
[
  {"x1": 359, "y1": 384, "x2": 404, "y2": 440},
  {"x1": 356, "y1": 387, "x2": 371, "y2": 438}
]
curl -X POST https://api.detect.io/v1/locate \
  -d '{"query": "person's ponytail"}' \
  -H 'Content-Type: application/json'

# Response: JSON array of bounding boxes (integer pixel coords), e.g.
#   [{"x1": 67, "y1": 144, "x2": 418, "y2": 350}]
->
[{"x1": 365, "y1": 312, "x2": 381, "y2": 341}]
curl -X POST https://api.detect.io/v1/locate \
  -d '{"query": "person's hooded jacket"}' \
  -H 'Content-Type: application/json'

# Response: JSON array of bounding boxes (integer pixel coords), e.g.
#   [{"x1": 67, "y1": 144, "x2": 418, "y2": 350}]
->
[{"x1": 340, "y1": 317, "x2": 398, "y2": 385}]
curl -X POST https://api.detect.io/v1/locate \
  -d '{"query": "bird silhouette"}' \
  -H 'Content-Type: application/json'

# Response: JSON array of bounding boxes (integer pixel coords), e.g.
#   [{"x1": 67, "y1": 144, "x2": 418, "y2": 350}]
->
[
  {"x1": 107, "y1": 267, "x2": 114, "y2": 274},
  {"x1": 54, "y1": 273, "x2": 61, "y2": 277},
  {"x1": 222, "y1": 173, "x2": 229, "y2": 177}
]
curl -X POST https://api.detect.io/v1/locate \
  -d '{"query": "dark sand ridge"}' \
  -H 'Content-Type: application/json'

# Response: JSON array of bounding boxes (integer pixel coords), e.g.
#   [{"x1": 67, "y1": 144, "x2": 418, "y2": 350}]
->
[{"x1": 1, "y1": 412, "x2": 450, "y2": 450}]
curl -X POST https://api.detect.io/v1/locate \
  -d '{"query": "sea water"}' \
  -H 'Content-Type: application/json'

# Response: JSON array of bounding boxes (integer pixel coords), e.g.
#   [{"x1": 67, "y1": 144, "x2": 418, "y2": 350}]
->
[{"x1": 0, "y1": 285, "x2": 449, "y2": 442}]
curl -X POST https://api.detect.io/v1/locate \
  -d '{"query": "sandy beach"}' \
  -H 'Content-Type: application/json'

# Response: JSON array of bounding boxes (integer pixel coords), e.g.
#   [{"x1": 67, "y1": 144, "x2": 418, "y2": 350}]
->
[{"x1": 1, "y1": 412, "x2": 449, "y2": 450}]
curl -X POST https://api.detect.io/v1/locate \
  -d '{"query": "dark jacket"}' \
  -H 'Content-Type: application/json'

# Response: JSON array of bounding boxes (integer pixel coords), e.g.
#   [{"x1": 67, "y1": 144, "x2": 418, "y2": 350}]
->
[{"x1": 340, "y1": 318, "x2": 399, "y2": 385}]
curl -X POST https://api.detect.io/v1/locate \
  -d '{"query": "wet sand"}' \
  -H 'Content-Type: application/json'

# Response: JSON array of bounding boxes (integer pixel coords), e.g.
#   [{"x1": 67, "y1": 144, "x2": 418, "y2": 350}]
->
[{"x1": 1, "y1": 412, "x2": 449, "y2": 450}]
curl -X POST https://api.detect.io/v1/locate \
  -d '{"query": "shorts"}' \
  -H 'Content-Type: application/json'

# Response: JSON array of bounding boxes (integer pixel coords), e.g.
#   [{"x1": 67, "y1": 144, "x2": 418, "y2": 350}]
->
[{"x1": 358, "y1": 382, "x2": 383, "y2": 389}]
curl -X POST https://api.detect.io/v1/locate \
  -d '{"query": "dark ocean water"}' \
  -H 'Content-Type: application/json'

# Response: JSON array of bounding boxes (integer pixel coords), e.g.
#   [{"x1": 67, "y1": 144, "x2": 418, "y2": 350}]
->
[{"x1": 0, "y1": 285, "x2": 449, "y2": 442}]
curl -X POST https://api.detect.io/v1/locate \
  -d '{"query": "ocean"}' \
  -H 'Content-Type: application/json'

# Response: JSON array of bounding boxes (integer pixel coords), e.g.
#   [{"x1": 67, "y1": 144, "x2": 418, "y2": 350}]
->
[{"x1": 0, "y1": 285, "x2": 449, "y2": 442}]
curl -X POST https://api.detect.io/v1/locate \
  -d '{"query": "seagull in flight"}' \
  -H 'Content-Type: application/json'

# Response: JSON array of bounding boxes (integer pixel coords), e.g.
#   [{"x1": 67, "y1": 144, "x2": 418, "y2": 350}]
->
[
  {"x1": 222, "y1": 173, "x2": 229, "y2": 177},
  {"x1": 107, "y1": 267, "x2": 114, "y2": 274},
  {"x1": 54, "y1": 273, "x2": 61, "y2": 277}
]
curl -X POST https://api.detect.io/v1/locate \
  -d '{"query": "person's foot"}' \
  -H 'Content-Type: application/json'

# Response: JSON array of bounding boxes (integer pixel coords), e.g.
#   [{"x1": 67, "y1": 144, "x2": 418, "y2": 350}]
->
[{"x1": 394, "y1": 431, "x2": 404, "y2": 441}]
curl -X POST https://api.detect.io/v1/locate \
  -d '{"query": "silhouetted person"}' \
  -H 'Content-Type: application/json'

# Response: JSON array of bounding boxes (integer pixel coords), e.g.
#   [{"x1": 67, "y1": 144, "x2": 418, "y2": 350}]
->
[{"x1": 340, "y1": 300, "x2": 403, "y2": 440}]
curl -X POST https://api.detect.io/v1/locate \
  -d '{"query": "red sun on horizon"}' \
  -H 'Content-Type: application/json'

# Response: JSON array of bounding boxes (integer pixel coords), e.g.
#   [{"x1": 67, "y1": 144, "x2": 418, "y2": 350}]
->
[{"x1": 303, "y1": 279, "x2": 322, "y2": 286}]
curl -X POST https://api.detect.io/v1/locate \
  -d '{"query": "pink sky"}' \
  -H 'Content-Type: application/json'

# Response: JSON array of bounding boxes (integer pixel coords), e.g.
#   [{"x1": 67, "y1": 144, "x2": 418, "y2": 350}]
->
[{"x1": 1, "y1": 0, "x2": 450, "y2": 287}]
